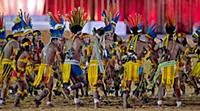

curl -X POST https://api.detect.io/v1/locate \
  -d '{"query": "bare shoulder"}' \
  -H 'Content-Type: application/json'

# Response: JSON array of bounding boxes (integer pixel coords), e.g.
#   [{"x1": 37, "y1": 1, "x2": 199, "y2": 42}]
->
[
  {"x1": 11, "y1": 40, "x2": 20, "y2": 48},
  {"x1": 73, "y1": 37, "x2": 83, "y2": 47},
  {"x1": 138, "y1": 40, "x2": 148, "y2": 47},
  {"x1": 177, "y1": 42, "x2": 185, "y2": 49},
  {"x1": 19, "y1": 51, "x2": 28, "y2": 59},
  {"x1": 74, "y1": 37, "x2": 82, "y2": 44},
  {"x1": 50, "y1": 43, "x2": 58, "y2": 53},
  {"x1": 48, "y1": 44, "x2": 56, "y2": 51},
  {"x1": 11, "y1": 39, "x2": 18, "y2": 45}
]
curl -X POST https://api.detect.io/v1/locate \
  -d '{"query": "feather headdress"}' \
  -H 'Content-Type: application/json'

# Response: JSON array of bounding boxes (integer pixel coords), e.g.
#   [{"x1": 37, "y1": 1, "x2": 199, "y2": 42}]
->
[
  {"x1": 102, "y1": 2, "x2": 120, "y2": 26},
  {"x1": 163, "y1": 15, "x2": 176, "y2": 47},
  {"x1": 124, "y1": 13, "x2": 143, "y2": 35},
  {"x1": 146, "y1": 23, "x2": 157, "y2": 39},
  {"x1": 192, "y1": 22, "x2": 200, "y2": 38},
  {"x1": 65, "y1": 7, "x2": 88, "y2": 34},
  {"x1": 102, "y1": 2, "x2": 120, "y2": 32},
  {"x1": 19, "y1": 10, "x2": 33, "y2": 35},
  {"x1": 165, "y1": 15, "x2": 176, "y2": 34},
  {"x1": 12, "y1": 9, "x2": 26, "y2": 37},
  {"x1": 48, "y1": 12, "x2": 65, "y2": 38}
]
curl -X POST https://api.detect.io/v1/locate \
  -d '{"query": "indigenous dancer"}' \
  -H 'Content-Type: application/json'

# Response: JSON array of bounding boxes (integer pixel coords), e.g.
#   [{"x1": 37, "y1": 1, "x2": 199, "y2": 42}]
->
[
  {"x1": 62, "y1": 7, "x2": 87, "y2": 107},
  {"x1": 155, "y1": 16, "x2": 186, "y2": 107},
  {"x1": 13, "y1": 38, "x2": 32, "y2": 107},
  {"x1": 0, "y1": 12, "x2": 7, "y2": 67},
  {"x1": 19, "y1": 11, "x2": 35, "y2": 96},
  {"x1": 101, "y1": 5, "x2": 120, "y2": 95},
  {"x1": 86, "y1": 29, "x2": 105, "y2": 108},
  {"x1": 28, "y1": 30, "x2": 44, "y2": 96},
  {"x1": 111, "y1": 38, "x2": 123, "y2": 97},
  {"x1": 122, "y1": 13, "x2": 148, "y2": 108},
  {"x1": 189, "y1": 23, "x2": 200, "y2": 94},
  {"x1": 0, "y1": 13, "x2": 6, "y2": 53},
  {"x1": 124, "y1": 14, "x2": 147, "y2": 61},
  {"x1": 0, "y1": 11, "x2": 24, "y2": 105},
  {"x1": 175, "y1": 26, "x2": 188, "y2": 96},
  {"x1": 92, "y1": 27, "x2": 109, "y2": 97},
  {"x1": 145, "y1": 23, "x2": 159, "y2": 96},
  {"x1": 33, "y1": 12, "x2": 65, "y2": 107},
  {"x1": 32, "y1": 30, "x2": 44, "y2": 75},
  {"x1": 101, "y1": 24, "x2": 115, "y2": 95},
  {"x1": 80, "y1": 33, "x2": 92, "y2": 97},
  {"x1": 52, "y1": 36, "x2": 65, "y2": 97},
  {"x1": 0, "y1": 13, "x2": 7, "y2": 90}
]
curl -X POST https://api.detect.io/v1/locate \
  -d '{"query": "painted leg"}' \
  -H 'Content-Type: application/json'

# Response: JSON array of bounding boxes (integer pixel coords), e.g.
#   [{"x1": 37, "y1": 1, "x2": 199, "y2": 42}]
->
[
  {"x1": 74, "y1": 89, "x2": 81, "y2": 107},
  {"x1": 14, "y1": 93, "x2": 21, "y2": 107},
  {"x1": 180, "y1": 75, "x2": 186, "y2": 96},
  {"x1": 191, "y1": 76, "x2": 200, "y2": 95},
  {"x1": 157, "y1": 83, "x2": 164, "y2": 106},
  {"x1": 123, "y1": 81, "x2": 132, "y2": 108},
  {"x1": 34, "y1": 88, "x2": 49, "y2": 108},
  {"x1": 93, "y1": 89, "x2": 100, "y2": 108},
  {"x1": 0, "y1": 78, "x2": 9, "y2": 105},
  {"x1": 34, "y1": 77, "x2": 53, "y2": 108},
  {"x1": 14, "y1": 80, "x2": 25, "y2": 107},
  {"x1": 47, "y1": 76, "x2": 54, "y2": 107},
  {"x1": 173, "y1": 77, "x2": 181, "y2": 107}
]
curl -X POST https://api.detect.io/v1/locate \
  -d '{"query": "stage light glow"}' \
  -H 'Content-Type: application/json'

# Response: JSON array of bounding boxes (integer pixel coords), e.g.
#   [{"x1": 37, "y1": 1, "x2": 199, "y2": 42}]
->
[
  {"x1": 1, "y1": 0, "x2": 45, "y2": 15},
  {"x1": 2, "y1": 0, "x2": 9, "y2": 15},
  {"x1": 17, "y1": 0, "x2": 24, "y2": 11},
  {"x1": 28, "y1": 0, "x2": 36, "y2": 14},
  {"x1": 37, "y1": 0, "x2": 45, "y2": 14}
]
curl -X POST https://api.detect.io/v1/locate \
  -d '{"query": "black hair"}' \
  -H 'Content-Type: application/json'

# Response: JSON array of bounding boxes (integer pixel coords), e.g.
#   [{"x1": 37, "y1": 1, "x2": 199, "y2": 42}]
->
[
  {"x1": 182, "y1": 38, "x2": 187, "y2": 46},
  {"x1": 130, "y1": 27, "x2": 138, "y2": 35},
  {"x1": 70, "y1": 25, "x2": 83, "y2": 34},
  {"x1": 13, "y1": 36, "x2": 18, "y2": 41},
  {"x1": 32, "y1": 38, "x2": 44, "y2": 49},
  {"x1": 22, "y1": 38, "x2": 31, "y2": 51},
  {"x1": 33, "y1": 30, "x2": 41, "y2": 36},
  {"x1": 15, "y1": 38, "x2": 31, "y2": 61},
  {"x1": 165, "y1": 26, "x2": 175, "y2": 34},
  {"x1": 192, "y1": 34, "x2": 200, "y2": 46},
  {"x1": 198, "y1": 38, "x2": 200, "y2": 46},
  {"x1": 176, "y1": 37, "x2": 187, "y2": 46},
  {"x1": 196, "y1": 48, "x2": 200, "y2": 55},
  {"x1": 113, "y1": 34, "x2": 122, "y2": 43},
  {"x1": 93, "y1": 27, "x2": 105, "y2": 36},
  {"x1": 39, "y1": 41, "x2": 45, "y2": 49},
  {"x1": 51, "y1": 38, "x2": 58, "y2": 42},
  {"x1": 6, "y1": 34, "x2": 14, "y2": 41}
]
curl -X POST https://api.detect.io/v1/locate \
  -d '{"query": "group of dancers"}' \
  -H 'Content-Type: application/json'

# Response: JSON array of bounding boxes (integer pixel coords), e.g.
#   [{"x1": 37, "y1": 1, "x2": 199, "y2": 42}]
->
[{"x1": 0, "y1": 5, "x2": 200, "y2": 109}]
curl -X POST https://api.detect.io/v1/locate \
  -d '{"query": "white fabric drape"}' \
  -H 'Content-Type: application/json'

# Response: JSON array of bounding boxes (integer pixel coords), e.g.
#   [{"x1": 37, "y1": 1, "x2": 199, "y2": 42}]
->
[{"x1": 0, "y1": 0, "x2": 45, "y2": 15}]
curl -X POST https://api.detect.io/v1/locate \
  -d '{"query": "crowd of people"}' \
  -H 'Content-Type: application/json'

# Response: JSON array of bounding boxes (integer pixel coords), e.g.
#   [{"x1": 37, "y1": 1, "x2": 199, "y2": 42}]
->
[{"x1": 0, "y1": 5, "x2": 200, "y2": 109}]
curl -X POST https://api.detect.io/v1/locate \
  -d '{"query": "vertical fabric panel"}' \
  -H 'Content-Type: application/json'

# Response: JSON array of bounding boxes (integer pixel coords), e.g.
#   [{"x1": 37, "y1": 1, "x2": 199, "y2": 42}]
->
[
  {"x1": 74, "y1": 0, "x2": 80, "y2": 8},
  {"x1": 0, "y1": 0, "x2": 45, "y2": 15},
  {"x1": 0, "y1": 0, "x2": 199, "y2": 33},
  {"x1": 44, "y1": 0, "x2": 200, "y2": 33},
  {"x1": 119, "y1": 0, "x2": 124, "y2": 20}
]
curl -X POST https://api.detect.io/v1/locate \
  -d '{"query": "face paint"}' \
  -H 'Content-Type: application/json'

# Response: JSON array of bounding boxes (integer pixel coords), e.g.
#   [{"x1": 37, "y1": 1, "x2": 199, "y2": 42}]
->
[
  {"x1": 83, "y1": 38, "x2": 90, "y2": 45},
  {"x1": 36, "y1": 35, "x2": 42, "y2": 41},
  {"x1": 193, "y1": 37, "x2": 198, "y2": 43}
]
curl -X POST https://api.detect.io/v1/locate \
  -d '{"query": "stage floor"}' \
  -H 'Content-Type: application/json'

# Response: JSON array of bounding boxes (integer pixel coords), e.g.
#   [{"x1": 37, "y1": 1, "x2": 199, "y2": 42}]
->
[{"x1": 0, "y1": 87, "x2": 200, "y2": 111}]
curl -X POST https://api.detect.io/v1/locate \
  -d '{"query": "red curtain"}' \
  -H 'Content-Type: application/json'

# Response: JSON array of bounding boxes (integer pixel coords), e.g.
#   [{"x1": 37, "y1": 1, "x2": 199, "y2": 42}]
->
[
  {"x1": 44, "y1": 0, "x2": 200, "y2": 33},
  {"x1": 0, "y1": 0, "x2": 199, "y2": 33}
]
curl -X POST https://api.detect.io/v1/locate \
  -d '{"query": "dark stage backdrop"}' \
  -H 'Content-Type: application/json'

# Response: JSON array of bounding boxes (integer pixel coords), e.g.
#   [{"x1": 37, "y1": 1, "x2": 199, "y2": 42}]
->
[{"x1": 0, "y1": 0, "x2": 200, "y2": 33}]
